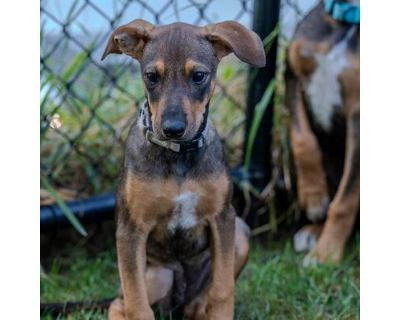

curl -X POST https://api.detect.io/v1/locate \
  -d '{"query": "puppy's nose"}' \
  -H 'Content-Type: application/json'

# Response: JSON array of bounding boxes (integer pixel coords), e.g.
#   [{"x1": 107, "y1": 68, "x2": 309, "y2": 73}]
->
[{"x1": 162, "y1": 119, "x2": 186, "y2": 138}]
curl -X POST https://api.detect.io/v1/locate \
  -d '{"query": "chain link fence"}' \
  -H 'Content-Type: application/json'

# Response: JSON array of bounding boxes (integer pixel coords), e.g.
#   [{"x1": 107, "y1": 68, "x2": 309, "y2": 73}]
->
[{"x1": 40, "y1": 0, "x2": 317, "y2": 205}]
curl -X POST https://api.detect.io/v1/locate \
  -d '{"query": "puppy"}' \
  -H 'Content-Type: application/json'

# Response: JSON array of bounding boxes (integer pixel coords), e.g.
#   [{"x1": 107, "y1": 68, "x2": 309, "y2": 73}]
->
[{"x1": 102, "y1": 19, "x2": 265, "y2": 319}]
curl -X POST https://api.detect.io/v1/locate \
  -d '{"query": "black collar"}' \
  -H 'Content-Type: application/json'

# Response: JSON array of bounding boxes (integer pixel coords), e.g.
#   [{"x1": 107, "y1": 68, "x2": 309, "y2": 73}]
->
[{"x1": 141, "y1": 101, "x2": 208, "y2": 154}]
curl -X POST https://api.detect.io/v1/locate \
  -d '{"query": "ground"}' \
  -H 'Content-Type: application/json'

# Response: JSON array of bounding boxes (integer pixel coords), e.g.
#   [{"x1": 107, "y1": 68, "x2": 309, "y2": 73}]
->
[{"x1": 41, "y1": 233, "x2": 359, "y2": 319}]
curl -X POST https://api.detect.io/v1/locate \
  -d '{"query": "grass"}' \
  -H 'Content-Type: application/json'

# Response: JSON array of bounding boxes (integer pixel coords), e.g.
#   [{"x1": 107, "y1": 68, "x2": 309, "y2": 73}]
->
[
  {"x1": 235, "y1": 237, "x2": 360, "y2": 319},
  {"x1": 41, "y1": 234, "x2": 359, "y2": 319}
]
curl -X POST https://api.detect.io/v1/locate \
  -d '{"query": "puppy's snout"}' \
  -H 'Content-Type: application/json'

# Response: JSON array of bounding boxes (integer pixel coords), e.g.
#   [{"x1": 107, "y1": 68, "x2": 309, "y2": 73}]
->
[{"x1": 162, "y1": 119, "x2": 186, "y2": 138}]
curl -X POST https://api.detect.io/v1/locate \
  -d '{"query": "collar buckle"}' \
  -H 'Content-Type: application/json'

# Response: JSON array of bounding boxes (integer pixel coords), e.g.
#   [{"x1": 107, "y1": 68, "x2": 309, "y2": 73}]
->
[
  {"x1": 145, "y1": 130, "x2": 181, "y2": 153},
  {"x1": 145, "y1": 129, "x2": 206, "y2": 154},
  {"x1": 169, "y1": 141, "x2": 181, "y2": 153}
]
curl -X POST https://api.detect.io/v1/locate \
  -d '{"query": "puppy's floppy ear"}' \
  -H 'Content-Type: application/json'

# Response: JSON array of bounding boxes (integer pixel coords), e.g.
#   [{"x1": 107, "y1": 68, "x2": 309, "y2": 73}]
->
[
  {"x1": 203, "y1": 21, "x2": 266, "y2": 67},
  {"x1": 101, "y1": 19, "x2": 155, "y2": 61}
]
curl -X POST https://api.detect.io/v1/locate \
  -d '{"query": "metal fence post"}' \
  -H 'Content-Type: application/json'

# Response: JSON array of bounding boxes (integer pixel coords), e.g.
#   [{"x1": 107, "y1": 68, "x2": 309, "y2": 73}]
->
[{"x1": 243, "y1": 0, "x2": 280, "y2": 226}]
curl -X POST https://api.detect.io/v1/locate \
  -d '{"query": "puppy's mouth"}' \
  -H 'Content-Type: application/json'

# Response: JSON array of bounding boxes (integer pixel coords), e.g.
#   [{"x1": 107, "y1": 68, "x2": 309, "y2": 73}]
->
[
  {"x1": 155, "y1": 123, "x2": 201, "y2": 143},
  {"x1": 160, "y1": 131, "x2": 187, "y2": 142}
]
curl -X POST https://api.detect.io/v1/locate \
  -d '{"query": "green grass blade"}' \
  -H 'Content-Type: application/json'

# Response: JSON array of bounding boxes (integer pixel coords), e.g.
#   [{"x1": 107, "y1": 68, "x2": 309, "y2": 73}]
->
[
  {"x1": 263, "y1": 24, "x2": 280, "y2": 56},
  {"x1": 244, "y1": 79, "x2": 276, "y2": 170},
  {"x1": 41, "y1": 175, "x2": 87, "y2": 237}
]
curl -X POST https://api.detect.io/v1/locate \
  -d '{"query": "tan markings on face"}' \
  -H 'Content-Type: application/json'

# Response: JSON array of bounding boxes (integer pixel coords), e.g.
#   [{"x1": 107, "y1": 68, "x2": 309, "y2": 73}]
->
[
  {"x1": 182, "y1": 96, "x2": 208, "y2": 137},
  {"x1": 124, "y1": 172, "x2": 230, "y2": 226},
  {"x1": 148, "y1": 96, "x2": 167, "y2": 134},
  {"x1": 184, "y1": 59, "x2": 196, "y2": 76},
  {"x1": 184, "y1": 59, "x2": 208, "y2": 77},
  {"x1": 154, "y1": 59, "x2": 165, "y2": 77}
]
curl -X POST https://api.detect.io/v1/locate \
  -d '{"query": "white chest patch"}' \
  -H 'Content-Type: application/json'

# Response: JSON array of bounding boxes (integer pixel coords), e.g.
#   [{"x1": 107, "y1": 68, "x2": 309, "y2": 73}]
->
[
  {"x1": 306, "y1": 27, "x2": 356, "y2": 131},
  {"x1": 167, "y1": 191, "x2": 199, "y2": 232}
]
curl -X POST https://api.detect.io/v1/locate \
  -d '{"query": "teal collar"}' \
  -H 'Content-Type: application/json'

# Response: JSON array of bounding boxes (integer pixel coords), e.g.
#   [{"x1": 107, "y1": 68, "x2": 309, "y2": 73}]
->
[{"x1": 324, "y1": 0, "x2": 360, "y2": 24}]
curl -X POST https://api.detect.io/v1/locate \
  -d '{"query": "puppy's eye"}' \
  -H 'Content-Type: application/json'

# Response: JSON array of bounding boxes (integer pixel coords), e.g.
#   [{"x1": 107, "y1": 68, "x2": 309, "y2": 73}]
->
[
  {"x1": 145, "y1": 72, "x2": 158, "y2": 86},
  {"x1": 192, "y1": 71, "x2": 206, "y2": 84}
]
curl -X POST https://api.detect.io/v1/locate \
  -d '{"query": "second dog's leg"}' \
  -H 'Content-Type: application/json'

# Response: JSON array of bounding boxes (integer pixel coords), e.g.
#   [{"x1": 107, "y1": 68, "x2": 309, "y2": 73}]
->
[
  {"x1": 286, "y1": 66, "x2": 329, "y2": 222},
  {"x1": 305, "y1": 66, "x2": 360, "y2": 264},
  {"x1": 305, "y1": 112, "x2": 359, "y2": 264},
  {"x1": 294, "y1": 224, "x2": 323, "y2": 253}
]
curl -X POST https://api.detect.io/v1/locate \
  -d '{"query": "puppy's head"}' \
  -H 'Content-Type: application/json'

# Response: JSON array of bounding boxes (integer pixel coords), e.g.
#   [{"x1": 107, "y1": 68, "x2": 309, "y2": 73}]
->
[{"x1": 102, "y1": 19, "x2": 265, "y2": 141}]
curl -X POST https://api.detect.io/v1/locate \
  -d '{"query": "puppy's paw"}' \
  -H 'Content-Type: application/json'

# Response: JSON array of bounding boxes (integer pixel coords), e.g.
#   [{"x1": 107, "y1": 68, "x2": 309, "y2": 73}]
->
[
  {"x1": 293, "y1": 225, "x2": 320, "y2": 253},
  {"x1": 184, "y1": 295, "x2": 208, "y2": 320},
  {"x1": 108, "y1": 297, "x2": 125, "y2": 320}
]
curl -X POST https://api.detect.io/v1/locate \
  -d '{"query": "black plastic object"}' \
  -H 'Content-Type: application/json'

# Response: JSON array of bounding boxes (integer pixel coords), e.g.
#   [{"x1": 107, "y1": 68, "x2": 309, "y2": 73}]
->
[{"x1": 40, "y1": 192, "x2": 115, "y2": 231}]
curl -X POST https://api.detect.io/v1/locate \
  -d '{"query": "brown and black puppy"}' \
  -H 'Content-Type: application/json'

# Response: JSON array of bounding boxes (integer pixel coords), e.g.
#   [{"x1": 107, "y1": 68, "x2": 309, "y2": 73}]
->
[
  {"x1": 285, "y1": 1, "x2": 359, "y2": 264},
  {"x1": 101, "y1": 20, "x2": 265, "y2": 319}
]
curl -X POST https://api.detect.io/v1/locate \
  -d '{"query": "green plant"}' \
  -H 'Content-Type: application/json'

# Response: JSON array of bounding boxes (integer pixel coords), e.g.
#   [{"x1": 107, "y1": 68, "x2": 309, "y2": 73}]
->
[
  {"x1": 243, "y1": 79, "x2": 276, "y2": 171},
  {"x1": 41, "y1": 175, "x2": 87, "y2": 236}
]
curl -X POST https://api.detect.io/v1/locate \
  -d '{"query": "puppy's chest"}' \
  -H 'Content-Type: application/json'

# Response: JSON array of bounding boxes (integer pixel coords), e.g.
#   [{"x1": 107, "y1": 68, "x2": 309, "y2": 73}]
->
[
  {"x1": 167, "y1": 191, "x2": 199, "y2": 231},
  {"x1": 125, "y1": 173, "x2": 229, "y2": 228},
  {"x1": 125, "y1": 173, "x2": 229, "y2": 261}
]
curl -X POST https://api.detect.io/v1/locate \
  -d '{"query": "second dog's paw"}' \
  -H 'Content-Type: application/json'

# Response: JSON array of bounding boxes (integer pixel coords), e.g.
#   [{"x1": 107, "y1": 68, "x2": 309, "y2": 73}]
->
[
  {"x1": 302, "y1": 250, "x2": 319, "y2": 267},
  {"x1": 302, "y1": 238, "x2": 343, "y2": 267},
  {"x1": 306, "y1": 195, "x2": 330, "y2": 223},
  {"x1": 294, "y1": 227, "x2": 319, "y2": 253}
]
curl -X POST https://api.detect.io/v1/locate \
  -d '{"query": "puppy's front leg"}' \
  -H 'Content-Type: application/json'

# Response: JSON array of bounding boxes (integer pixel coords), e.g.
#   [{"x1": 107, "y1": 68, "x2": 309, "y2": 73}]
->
[
  {"x1": 207, "y1": 206, "x2": 236, "y2": 320},
  {"x1": 116, "y1": 223, "x2": 154, "y2": 320}
]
